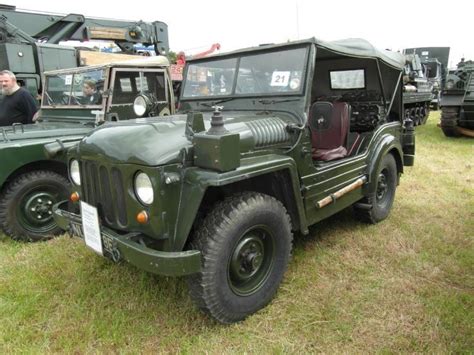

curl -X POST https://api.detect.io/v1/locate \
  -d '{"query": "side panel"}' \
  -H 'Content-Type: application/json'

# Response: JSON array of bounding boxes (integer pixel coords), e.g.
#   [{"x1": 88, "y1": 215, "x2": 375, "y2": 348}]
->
[
  {"x1": 0, "y1": 43, "x2": 36, "y2": 73},
  {"x1": 36, "y1": 44, "x2": 78, "y2": 72},
  {"x1": 0, "y1": 138, "x2": 81, "y2": 187},
  {"x1": 302, "y1": 156, "x2": 367, "y2": 225},
  {"x1": 300, "y1": 123, "x2": 403, "y2": 226}
]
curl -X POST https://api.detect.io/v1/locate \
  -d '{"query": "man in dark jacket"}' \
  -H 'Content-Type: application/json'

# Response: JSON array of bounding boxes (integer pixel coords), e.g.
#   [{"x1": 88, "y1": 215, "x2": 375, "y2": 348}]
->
[
  {"x1": 81, "y1": 80, "x2": 101, "y2": 105},
  {"x1": 0, "y1": 70, "x2": 38, "y2": 126}
]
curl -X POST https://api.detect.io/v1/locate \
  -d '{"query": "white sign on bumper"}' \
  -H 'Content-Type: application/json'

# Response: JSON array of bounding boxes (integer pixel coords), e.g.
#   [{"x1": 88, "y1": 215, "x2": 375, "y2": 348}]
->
[{"x1": 80, "y1": 201, "x2": 103, "y2": 255}]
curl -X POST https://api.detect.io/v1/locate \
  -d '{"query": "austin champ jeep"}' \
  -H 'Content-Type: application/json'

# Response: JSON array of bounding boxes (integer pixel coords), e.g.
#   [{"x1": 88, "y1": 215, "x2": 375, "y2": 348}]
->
[
  {"x1": 0, "y1": 56, "x2": 175, "y2": 241},
  {"x1": 53, "y1": 38, "x2": 415, "y2": 323}
]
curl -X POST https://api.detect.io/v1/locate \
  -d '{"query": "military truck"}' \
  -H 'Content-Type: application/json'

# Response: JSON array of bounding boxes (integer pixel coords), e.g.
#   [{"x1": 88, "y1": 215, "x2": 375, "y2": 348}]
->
[
  {"x1": 402, "y1": 53, "x2": 433, "y2": 125},
  {"x1": 404, "y1": 47, "x2": 450, "y2": 110},
  {"x1": 0, "y1": 4, "x2": 169, "y2": 98},
  {"x1": 53, "y1": 38, "x2": 415, "y2": 323},
  {"x1": 0, "y1": 56, "x2": 175, "y2": 241},
  {"x1": 440, "y1": 59, "x2": 474, "y2": 137}
]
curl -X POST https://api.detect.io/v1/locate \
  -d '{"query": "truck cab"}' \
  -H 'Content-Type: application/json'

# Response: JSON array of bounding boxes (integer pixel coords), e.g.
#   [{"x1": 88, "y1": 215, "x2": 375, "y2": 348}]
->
[
  {"x1": 53, "y1": 38, "x2": 415, "y2": 323},
  {"x1": 0, "y1": 56, "x2": 175, "y2": 241}
]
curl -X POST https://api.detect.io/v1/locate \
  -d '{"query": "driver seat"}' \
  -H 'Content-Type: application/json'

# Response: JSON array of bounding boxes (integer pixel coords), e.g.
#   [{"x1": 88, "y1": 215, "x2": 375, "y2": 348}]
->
[{"x1": 309, "y1": 101, "x2": 350, "y2": 161}]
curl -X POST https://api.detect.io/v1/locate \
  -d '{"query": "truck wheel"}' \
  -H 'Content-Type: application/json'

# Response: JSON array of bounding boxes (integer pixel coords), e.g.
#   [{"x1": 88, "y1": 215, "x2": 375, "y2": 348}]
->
[
  {"x1": 354, "y1": 154, "x2": 397, "y2": 224},
  {"x1": 420, "y1": 104, "x2": 429, "y2": 125},
  {"x1": 187, "y1": 192, "x2": 293, "y2": 323},
  {"x1": 0, "y1": 171, "x2": 70, "y2": 242},
  {"x1": 440, "y1": 107, "x2": 461, "y2": 137}
]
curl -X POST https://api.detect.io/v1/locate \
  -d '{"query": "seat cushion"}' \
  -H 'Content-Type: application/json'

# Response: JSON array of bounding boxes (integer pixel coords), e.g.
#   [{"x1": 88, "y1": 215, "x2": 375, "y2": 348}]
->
[{"x1": 312, "y1": 146, "x2": 347, "y2": 161}]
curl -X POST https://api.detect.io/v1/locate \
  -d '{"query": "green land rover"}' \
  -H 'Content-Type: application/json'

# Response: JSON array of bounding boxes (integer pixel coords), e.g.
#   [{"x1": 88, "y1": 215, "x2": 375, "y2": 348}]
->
[{"x1": 0, "y1": 56, "x2": 175, "y2": 241}]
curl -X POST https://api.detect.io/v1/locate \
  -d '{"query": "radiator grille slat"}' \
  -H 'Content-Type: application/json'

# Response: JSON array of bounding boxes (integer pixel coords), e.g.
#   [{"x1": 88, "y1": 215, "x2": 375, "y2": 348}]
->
[
  {"x1": 111, "y1": 167, "x2": 127, "y2": 226},
  {"x1": 79, "y1": 160, "x2": 127, "y2": 227},
  {"x1": 99, "y1": 166, "x2": 114, "y2": 224}
]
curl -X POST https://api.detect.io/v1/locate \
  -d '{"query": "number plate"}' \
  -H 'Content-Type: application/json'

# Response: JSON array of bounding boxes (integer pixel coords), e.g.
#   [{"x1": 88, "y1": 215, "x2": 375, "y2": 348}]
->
[{"x1": 80, "y1": 201, "x2": 103, "y2": 255}]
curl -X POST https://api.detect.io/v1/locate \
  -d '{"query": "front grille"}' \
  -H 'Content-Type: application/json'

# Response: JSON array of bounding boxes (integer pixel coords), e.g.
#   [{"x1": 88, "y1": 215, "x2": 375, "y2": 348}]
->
[{"x1": 80, "y1": 160, "x2": 128, "y2": 226}]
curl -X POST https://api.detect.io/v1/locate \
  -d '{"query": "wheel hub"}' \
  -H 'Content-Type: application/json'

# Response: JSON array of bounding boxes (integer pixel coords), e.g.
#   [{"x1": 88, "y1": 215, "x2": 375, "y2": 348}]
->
[
  {"x1": 228, "y1": 227, "x2": 275, "y2": 296},
  {"x1": 24, "y1": 192, "x2": 55, "y2": 224},
  {"x1": 232, "y1": 237, "x2": 264, "y2": 279},
  {"x1": 376, "y1": 172, "x2": 388, "y2": 201}
]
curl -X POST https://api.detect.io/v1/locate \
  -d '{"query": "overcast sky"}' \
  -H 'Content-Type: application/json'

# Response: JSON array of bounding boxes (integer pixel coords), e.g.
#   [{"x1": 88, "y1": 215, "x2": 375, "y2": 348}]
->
[{"x1": 7, "y1": 0, "x2": 473, "y2": 68}]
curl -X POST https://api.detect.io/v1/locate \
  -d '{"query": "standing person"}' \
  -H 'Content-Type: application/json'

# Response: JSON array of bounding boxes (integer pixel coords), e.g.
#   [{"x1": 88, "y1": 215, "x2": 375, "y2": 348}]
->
[{"x1": 0, "y1": 70, "x2": 38, "y2": 126}]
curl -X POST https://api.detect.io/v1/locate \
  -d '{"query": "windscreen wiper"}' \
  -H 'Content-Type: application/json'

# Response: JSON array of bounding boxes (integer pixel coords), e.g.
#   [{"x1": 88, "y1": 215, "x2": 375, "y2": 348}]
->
[
  {"x1": 199, "y1": 97, "x2": 236, "y2": 107},
  {"x1": 257, "y1": 98, "x2": 300, "y2": 104}
]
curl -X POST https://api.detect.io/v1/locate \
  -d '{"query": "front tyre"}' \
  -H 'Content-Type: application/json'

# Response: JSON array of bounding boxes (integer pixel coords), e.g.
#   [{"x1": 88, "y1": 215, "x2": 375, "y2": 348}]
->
[
  {"x1": 354, "y1": 154, "x2": 397, "y2": 224},
  {"x1": 0, "y1": 171, "x2": 70, "y2": 242},
  {"x1": 187, "y1": 192, "x2": 293, "y2": 324}
]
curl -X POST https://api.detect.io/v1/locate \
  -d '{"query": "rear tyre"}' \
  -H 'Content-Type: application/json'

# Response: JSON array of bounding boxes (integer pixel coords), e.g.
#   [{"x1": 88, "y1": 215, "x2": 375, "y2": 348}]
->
[
  {"x1": 354, "y1": 154, "x2": 397, "y2": 224},
  {"x1": 0, "y1": 171, "x2": 70, "y2": 242},
  {"x1": 187, "y1": 192, "x2": 293, "y2": 324},
  {"x1": 440, "y1": 106, "x2": 461, "y2": 137}
]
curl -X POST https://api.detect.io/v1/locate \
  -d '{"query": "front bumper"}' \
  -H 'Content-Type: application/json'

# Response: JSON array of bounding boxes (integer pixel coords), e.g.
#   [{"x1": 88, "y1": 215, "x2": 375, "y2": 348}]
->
[{"x1": 53, "y1": 200, "x2": 201, "y2": 276}]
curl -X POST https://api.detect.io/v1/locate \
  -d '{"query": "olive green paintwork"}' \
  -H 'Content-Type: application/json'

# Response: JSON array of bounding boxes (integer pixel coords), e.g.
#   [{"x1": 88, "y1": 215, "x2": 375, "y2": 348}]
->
[
  {"x1": 0, "y1": 123, "x2": 92, "y2": 187},
  {"x1": 54, "y1": 38, "x2": 415, "y2": 276},
  {"x1": 441, "y1": 62, "x2": 474, "y2": 130},
  {"x1": 0, "y1": 59, "x2": 175, "y2": 240}
]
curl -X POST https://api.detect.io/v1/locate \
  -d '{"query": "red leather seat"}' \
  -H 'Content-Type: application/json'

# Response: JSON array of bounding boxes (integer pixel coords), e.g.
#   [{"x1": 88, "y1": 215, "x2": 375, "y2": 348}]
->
[{"x1": 309, "y1": 101, "x2": 350, "y2": 161}]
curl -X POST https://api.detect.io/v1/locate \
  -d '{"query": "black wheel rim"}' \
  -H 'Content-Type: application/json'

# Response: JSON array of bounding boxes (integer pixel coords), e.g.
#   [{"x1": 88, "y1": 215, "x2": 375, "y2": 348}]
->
[
  {"x1": 18, "y1": 186, "x2": 63, "y2": 234},
  {"x1": 228, "y1": 225, "x2": 275, "y2": 296}
]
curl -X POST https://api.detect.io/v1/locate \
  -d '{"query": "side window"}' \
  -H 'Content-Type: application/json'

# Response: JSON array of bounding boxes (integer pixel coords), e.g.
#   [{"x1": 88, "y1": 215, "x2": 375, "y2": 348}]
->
[
  {"x1": 142, "y1": 72, "x2": 167, "y2": 102},
  {"x1": 112, "y1": 72, "x2": 139, "y2": 104},
  {"x1": 112, "y1": 71, "x2": 167, "y2": 104}
]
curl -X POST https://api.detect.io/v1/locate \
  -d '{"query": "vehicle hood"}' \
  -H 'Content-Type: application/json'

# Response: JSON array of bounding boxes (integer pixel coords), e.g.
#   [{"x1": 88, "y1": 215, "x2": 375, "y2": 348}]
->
[
  {"x1": 76, "y1": 112, "x2": 292, "y2": 166},
  {"x1": 77, "y1": 115, "x2": 192, "y2": 165},
  {"x1": 0, "y1": 121, "x2": 92, "y2": 144}
]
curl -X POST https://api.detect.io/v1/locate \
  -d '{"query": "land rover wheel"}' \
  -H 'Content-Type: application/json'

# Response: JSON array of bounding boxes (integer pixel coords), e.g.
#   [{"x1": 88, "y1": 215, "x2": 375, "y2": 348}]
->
[
  {"x1": 440, "y1": 107, "x2": 461, "y2": 137},
  {"x1": 0, "y1": 171, "x2": 70, "y2": 242},
  {"x1": 354, "y1": 154, "x2": 397, "y2": 224},
  {"x1": 187, "y1": 192, "x2": 293, "y2": 324}
]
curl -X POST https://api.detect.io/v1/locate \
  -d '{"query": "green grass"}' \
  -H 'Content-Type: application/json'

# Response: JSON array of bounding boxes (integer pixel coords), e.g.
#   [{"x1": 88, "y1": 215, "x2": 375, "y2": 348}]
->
[{"x1": 1, "y1": 112, "x2": 473, "y2": 353}]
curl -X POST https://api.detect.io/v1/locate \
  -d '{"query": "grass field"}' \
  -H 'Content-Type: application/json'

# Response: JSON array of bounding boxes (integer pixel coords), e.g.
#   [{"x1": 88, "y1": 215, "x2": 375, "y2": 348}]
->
[{"x1": 1, "y1": 111, "x2": 473, "y2": 353}]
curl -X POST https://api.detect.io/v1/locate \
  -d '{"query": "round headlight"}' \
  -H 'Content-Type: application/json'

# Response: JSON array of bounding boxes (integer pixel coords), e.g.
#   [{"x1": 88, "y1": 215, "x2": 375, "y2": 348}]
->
[
  {"x1": 70, "y1": 159, "x2": 81, "y2": 186},
  {"x1": 446, "y1": 80, "x2": 454, "y2": 90},
  {"x1": 134, "y1": 172, "x2": 154, "y2": 205},
  {"x1": 133, "y1": 95, "x2": 151, "y2": 117}
]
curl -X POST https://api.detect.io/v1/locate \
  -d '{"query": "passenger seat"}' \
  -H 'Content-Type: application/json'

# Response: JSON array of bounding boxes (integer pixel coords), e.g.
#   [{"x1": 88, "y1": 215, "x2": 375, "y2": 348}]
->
[{"x1": 309, "y1": 101, "x2": 351, "y2": 161}]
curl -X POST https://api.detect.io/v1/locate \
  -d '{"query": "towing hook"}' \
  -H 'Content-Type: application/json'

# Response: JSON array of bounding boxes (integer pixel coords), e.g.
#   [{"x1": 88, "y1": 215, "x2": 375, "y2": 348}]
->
[{"x1": 111, "y1": 247, "x2": 121, "y2": 263}]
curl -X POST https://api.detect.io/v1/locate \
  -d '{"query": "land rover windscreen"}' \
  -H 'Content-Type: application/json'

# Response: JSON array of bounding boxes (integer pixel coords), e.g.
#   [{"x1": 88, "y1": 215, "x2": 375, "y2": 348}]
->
[{"x1": 42, "y1": 68, "x2": 106, "y2": 108}]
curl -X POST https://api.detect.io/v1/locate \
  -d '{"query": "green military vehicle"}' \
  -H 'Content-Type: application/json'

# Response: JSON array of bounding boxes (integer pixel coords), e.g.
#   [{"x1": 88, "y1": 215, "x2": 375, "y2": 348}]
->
[
  {"x1": 402, "y1": 53, "x2": 433, "y2": 125},
  {"x1": 0, "y1": 4, "x2": 169, "y2": 98},
  {"x1": 0, "y1": 56, "x2": 175, "y2": 241},
  {"x1": 404, "y1": 47, "x2": 450, "y2": 111},
  {"x1": 440, "y1": 59, "x2": 474, "y2": 137},
  {"x1": 53, "y1": 38, "x2": 415, "y2": 323}
]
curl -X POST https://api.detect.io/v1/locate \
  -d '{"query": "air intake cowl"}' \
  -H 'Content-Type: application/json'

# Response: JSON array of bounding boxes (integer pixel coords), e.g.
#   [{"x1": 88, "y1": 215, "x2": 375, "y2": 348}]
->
[{"x1": 245, "y1": 117, "x2": 290, "y2": 147}]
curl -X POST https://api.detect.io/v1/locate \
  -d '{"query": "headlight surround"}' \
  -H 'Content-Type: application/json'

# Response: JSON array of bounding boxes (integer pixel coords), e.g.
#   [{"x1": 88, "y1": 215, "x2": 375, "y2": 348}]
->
[
  {"x1": 133, "y1": 95, "x2": 152, "y2": 117},
  {"x1": 70, "y1": 159, "x2": 81, "y2": 186},
  {"x1": 134, "y1": 172, "x2": 154, "y2": 205}
]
